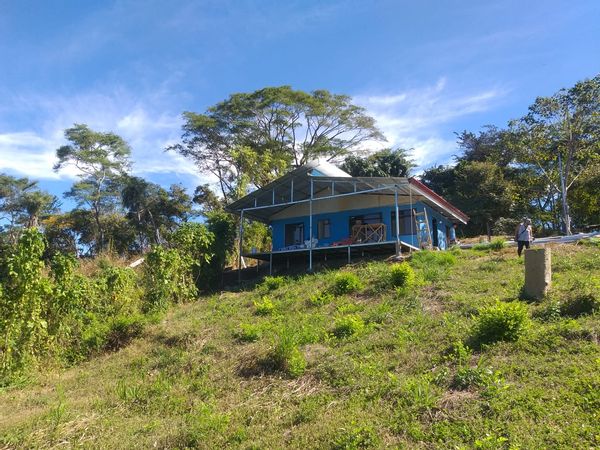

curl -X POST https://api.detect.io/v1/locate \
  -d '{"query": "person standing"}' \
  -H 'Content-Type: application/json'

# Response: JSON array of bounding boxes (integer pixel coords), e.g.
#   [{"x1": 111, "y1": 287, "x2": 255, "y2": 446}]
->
[{"x1": 514, "y1": 218, "x2": 533, "y2": 257}]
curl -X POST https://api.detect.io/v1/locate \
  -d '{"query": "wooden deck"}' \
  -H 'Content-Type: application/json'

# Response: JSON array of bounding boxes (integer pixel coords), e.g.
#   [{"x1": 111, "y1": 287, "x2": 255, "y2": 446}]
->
[{"x1": 243, "y1": 239, "x2": 418, "y2": 262}]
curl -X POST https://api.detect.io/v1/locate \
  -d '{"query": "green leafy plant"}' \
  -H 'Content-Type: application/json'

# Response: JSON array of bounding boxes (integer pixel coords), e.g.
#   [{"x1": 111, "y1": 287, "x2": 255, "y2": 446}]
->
[
  {"x1": 253, "y1": 296, "x2": 276, "y2": 316},
  {"x1": 559, "y1": 278, "x2": 599, "y2": 317},
  {"x1": 473, "y1": 238, "x2": 506, "y2": 251},
  {"x1": 473, "y1": 301, "x2": 530, "y2": 345},
  {"x1": 389, "y1": 262, "x2": 416, "y2": 288},
  {"x1": 270, "y1": 327, "x2": 306, "y2": 377},
  {"x1": 0, "y1": 229, "x2": 52, "y2": 380},
  {"x1": 143, "y1": 246, "x2": 198, "y2": 312},
  {"x1": 332, "y1": 314, "x2": 365, "y2": 338},
  {"x1": 332, "y1": 423, "x2": 380, "y2": 449},
  {"x1": 332, "y1": 272, "x2": 363, "y2": 295},
  {"x1": 259, "y1": 276, "x2": 286, "y2": 292},
  {"x1": 308, "y1": 291, "x2": 334, "y2": 307},
  {"x1": 234, "y1": 323, "x2": 262, "y2": 342}
]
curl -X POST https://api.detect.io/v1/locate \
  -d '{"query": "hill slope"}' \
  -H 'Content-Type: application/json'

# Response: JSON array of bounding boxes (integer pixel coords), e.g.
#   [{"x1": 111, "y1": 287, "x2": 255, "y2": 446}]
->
[{"x1": 1, "y1": 244, "x2": 599, "y2": 449}]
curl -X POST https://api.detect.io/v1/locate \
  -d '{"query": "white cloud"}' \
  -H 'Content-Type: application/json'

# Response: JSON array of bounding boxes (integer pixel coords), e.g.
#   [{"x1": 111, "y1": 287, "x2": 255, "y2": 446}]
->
[
  {"x1": 0, "y1": 88, "x2": 209, "y2": 187},
  {"x1": 355, "y1": 78, "x2": 507, "y2": 169}
]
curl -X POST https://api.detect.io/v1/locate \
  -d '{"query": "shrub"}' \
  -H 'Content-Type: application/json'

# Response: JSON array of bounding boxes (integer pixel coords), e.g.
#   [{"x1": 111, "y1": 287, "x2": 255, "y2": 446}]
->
[
  {"x1": 332, "y1": 272, "x2": 363, "y2": 295},
  {"x1": 389, "y1": 263, "x2": 416, "y2": 288},
  {"x1": 534, "y1": 300, "x2": 562, "y2": 322},
  {"x1": 333, "y1": 314, "x2": 365, "y2": 338},
  {"x1": 171, "y1": 222, "x2": 215, "y2": 291},
  {"x1": 271, "y1": 327, "x2": 306, "y2": 377},
  {"x1": 253, "y1": 296, "x2": 276, "y2": 315},
  {"x1": 473, "y1": 301, "x2": 530, "y2": 345},
  {"x1": 0, "y1": 229, "x2": 52, "y2": 379},
  {"x1": 308, "y1": 291, "x2": 334, "y2": 307},
  {"x1": 260, "y1": 276, "x2": 286, "y2": 292},
  {"x1": 332, "y1": 423, "x2": 380, "y2": 449},
  {"x1": 143, "y1": 246, "x2": 197, "y2": 312},
  {"x1": 451, "y1": 362, "x2": 504, "y2": 392},
  {"x1": 410, "y1": 250, "x2": 456, "y2": 269},
  {"x1": 445, "y1": 341, "x2": 472, "y2": 366},
  {"x1": 473, "y1": 238, "x2": 506, "y2": 251},
  {"x1": 579, "y1": 237, "x2": 600, "y2": 248},
  {"x1": 48, "y1": 253, "x2": 86, "y2": 333},
  {"x1": 105, "y1": 314, "x2": 146, "y2": 351},
  {"x1": 95, "y1": 265, "x2": 139, "y2": 315},
  {"x1": 235, "y1": 323, "x2": 262, "y2": 342},
  {"x1": 559, "y1": 279, "x2": 599, "y2": 318}
]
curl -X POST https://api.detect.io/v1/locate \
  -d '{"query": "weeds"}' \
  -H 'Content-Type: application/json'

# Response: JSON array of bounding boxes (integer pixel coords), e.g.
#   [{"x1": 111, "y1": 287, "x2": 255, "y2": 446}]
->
[
  {"x1": 253, "y1": 296, "x2": 276, "y2": 315},
  {"x1": 332, "y1": 315, "x2": 365, "y2": 338},
  {"x1": 270, "y1": 326, "x2": 306, "y2": 377},
  {"x1": 234, "y1": 323, "x2": 262, "y2": 342}
]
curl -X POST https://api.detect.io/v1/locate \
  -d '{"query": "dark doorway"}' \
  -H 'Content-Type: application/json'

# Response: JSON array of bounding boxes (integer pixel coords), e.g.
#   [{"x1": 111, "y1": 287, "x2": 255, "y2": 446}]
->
[
  {"x1": 432, "y1": 218, "x2": 438, "y2": 247},
  {"x1": 285, "y1": 223, "x2": 304, "y2": 246}
]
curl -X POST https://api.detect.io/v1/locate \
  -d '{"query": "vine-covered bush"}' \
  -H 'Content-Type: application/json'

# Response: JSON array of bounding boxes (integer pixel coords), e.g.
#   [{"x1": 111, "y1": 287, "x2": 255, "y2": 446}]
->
[
  {"x1": 171, "y1": 222, "x2": 215, "y2": 291},
  {"x1": 0, "y1": 229, "x2": 52, "y2": 379},
  {"x1": 95, "y1": 265, "x2": 140, "y2": 315},
  {"x1": 143, "y1": 246, "x2": 198, "y2": 312}
]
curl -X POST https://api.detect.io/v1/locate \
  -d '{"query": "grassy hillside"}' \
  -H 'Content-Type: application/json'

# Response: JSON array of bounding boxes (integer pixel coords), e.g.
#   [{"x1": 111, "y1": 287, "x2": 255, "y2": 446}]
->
[{"x1": 1, "y1": 243, "x2": 599, "y2": 449}]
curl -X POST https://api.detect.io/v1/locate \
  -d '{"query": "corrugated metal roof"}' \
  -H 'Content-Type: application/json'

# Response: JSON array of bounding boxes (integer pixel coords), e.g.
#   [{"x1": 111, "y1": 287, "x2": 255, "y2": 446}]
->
[{"x1": 225, "y1": 160, "x2": 469, "y2": 225}]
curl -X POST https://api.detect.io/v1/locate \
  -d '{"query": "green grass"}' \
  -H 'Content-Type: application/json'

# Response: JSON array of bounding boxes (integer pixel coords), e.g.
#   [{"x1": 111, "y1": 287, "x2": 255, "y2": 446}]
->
[{"x1": 1, "y1": 244, "x2": 599, "y2": 449}]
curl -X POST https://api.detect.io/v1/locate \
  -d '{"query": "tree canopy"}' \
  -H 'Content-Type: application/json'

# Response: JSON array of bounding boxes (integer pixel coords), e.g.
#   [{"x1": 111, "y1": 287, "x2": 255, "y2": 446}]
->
[{"x1": 169, "y1": 86, "x2": 384, "y2": 202}]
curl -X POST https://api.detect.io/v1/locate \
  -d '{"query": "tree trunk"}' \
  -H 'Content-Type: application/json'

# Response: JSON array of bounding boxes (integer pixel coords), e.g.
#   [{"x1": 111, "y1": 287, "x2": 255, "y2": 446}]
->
[{"x1": 558, "y1": 154, "x2": 572, "y2": 235}]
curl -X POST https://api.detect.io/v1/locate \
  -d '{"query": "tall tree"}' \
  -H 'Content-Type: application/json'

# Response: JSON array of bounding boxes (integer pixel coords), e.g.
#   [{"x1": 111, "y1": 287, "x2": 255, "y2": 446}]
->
[
  {"x1": 121, "y1": 176, "x2": 192, "y2": 249},
  {"x1": 0, "y1": 174, "x2": 58, "y2": 243},
  {"x1": 54, "y1": 124, "x2": 132, "y2": 252},
  {"x1": 169, "y1": 86, "x2": 384, "y2": 202},
  {"x1": 509, "y1": 75, "x2": 600, "y2": 234},
  {"x1": 421, "y1": 161, "x2": 515, "y2": 237},
  {"x1": 341, "y1": 148, "x2": 415, "y2": 177}
]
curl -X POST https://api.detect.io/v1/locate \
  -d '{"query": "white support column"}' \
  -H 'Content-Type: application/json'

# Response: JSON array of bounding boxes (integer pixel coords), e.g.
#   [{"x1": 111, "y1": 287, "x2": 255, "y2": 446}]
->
[
  {"x1": 394, "y1": 187, "x2": 401, "y2": 255},
  {"x1": 409, "y1": 182, "x2": 414, "y2": 250},
  {"x1": 290, "y1": 178, "x2": 294, "y2": 202},
  {"x1": 309, "y1": 177, "x2": 314, "y2": 272},
  {"x1": 238, "y1": 209, "x2": 244, "y2": 283}
]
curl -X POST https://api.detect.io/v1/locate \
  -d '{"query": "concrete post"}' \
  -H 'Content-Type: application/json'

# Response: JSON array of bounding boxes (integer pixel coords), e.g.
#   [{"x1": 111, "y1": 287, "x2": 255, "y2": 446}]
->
[{"x1": 524, "y1": 247, "x2": 551, "y2": 299}]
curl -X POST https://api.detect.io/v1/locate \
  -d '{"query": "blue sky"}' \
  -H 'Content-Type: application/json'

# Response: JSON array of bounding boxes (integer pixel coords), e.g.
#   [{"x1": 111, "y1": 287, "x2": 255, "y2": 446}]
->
[{"x1": 0, "y1": 0, "x2": 598, "y2": 204}]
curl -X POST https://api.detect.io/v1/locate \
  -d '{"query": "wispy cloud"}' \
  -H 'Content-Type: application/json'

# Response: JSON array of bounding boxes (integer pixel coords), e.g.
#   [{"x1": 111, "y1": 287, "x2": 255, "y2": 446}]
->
[
  {"x1": 355, "y1": 78, "x2": 508, "y2": 169},
  {"x1": 0, "y1": 86, "x2": 208, "y2": 186}
]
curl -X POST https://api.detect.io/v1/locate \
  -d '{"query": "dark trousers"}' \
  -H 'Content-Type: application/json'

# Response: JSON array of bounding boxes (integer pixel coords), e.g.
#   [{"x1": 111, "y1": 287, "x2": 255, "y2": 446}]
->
[{"x1": 517, "y1": 240, "x2": 530, "y2": 256}]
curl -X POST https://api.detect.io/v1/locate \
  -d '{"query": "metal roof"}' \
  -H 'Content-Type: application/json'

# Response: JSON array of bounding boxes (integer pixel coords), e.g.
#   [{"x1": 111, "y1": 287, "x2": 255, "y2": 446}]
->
[{"x1": 225, "y1": 160, "x2": 469, "y2": 224}]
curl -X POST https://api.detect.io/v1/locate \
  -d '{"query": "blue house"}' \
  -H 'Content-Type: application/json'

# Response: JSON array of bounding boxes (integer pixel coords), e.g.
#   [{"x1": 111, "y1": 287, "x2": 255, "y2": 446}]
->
[{"x1": 226, "y1": 160, "x2": 469, "y2": 273}]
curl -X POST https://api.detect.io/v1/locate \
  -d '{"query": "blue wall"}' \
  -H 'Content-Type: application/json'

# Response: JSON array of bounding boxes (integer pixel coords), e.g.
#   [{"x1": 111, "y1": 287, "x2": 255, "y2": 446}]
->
[{"x1": 270, "y1": 202, "x2": 452, "y2": 251}]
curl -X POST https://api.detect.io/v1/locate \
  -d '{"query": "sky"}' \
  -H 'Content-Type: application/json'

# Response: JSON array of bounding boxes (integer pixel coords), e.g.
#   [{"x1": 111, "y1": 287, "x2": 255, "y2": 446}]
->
[{"x1": 0, "y1": 0, "x2": 598, "y2": 206}]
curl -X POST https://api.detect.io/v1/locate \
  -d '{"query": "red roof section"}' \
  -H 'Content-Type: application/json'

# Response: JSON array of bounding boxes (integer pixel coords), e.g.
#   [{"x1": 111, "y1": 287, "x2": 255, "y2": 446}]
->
[{"x1": 408, "y1": 177, "x2": 470, "y2": 224}]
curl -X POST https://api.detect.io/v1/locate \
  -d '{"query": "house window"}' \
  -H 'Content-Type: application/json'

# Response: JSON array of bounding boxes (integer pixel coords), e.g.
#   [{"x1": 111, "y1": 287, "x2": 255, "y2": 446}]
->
[
  {"x1": 391, "y1": 209, "x2": 416, "y2": 236},
  {"x1": 285, "y1": 223, "x2": 304, "y2": 246},
  {"x1": 318, "y1": 219, "x2": 331, "y2": 239}
]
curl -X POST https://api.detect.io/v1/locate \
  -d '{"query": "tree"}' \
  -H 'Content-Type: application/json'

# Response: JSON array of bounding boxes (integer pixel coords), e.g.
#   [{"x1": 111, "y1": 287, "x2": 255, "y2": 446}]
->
[
  {"x1": 54, "y1": 124, "x2": 132, "y2": 252},
  {"x1": 0, "y1": 174, "x2": 58, "y2": 244},
  {"x1": 510, "y1": 75, "x2": 600, "y2": 234},
  {"x1": 341, "y1": 148, "x2": 415, "y2": 177},
  {"x1": 121, "y1": 176, "x2": 192, "y2": 249},
  {"x1": 421, "y1": 162, "x2": 514, "y2": 237},
  {"x1": 192, "y1": 184, "x2": 223, "y2": 216},
  {"x1": 169, "y1": 86, "x2": 384, "y2": 202}
]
